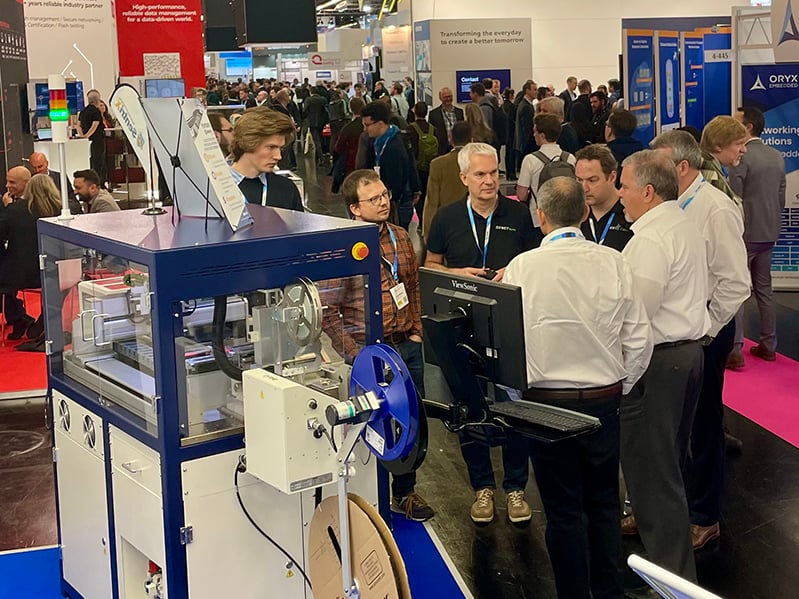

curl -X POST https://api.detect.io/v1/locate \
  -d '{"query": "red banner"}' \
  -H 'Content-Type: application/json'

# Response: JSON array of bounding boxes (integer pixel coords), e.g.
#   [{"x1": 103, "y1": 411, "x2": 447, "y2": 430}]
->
[{"x1": 115, "y1": 0, "x2": 205, "y2": 92}]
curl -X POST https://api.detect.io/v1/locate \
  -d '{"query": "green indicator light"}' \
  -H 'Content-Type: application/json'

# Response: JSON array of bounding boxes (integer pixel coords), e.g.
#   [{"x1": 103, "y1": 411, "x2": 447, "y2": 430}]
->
[{"x1": 50, "y1": 109, "x2": 69, "y2": 121}]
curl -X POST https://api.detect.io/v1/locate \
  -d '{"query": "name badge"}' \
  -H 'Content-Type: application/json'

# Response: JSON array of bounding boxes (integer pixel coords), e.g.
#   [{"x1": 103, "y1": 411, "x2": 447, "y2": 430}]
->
[
  {"x1": 389, "y1": 282, "x2": 409, "y2": 310},
  {"x1": 373, "y1": 166, "x2": 381, "y2": 177}
]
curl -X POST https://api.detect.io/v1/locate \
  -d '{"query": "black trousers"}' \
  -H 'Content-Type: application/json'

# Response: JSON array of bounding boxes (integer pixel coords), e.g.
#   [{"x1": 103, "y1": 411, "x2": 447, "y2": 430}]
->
[
  {"x1": 686, "y1": 319, "x2": 735, "y2": 526},
  {"x1": 621, "y1": 342, "x2": 703, "y2": 582},
  {"x1": 529, "y1": 394, "x2": 623, "y2": 599},
  {"x1": 90, "y1": 138, "x2": 107, "y2": 186}
]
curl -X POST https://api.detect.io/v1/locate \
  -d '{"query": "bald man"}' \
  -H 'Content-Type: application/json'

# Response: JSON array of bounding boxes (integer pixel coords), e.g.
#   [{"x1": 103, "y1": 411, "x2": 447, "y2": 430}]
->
[
  {"x1": 429, "y1": 87, "x2": 464, "y2": 155},
  {"x1": 2, "y1": 166, "x2": 33, "y2": 338},
  {"x1": 78, "y1": 89, "x2": 107, "y2": 186},
  {"x1": 29, "y1": 152, "x2": 81, "y2": 214},
  {"x1": 3, "y1": 166, "x2": 30, "y2": 207}
]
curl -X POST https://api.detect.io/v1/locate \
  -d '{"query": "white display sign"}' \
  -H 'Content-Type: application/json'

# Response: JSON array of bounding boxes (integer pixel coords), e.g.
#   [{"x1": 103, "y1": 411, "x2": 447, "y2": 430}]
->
[
  {"x1": 307, "y1": 52, "x2": 344, "y2": 70},
  {"x1": 704, "y1": 49, "x2": 733, "y2": 63},
  {"x1": 24, "y1": 0, "x2": 117, "y2": 98},
  {"x1": 109, "y1": 84, "x2": 153, "y2": 191},
  {"x1": 381, "y1": 26, "x2": 413, "y2": 83}
]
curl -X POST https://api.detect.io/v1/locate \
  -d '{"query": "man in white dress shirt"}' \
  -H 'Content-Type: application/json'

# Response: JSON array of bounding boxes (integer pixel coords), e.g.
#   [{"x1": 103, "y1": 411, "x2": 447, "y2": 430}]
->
[
  {"x1": 650, "y1": 131, "x2": 750, "y2": 550},
  {"x1": 618, "y1": 150, "x2": 710, "y2": 582},
  {"x1": 504, "y1": 177, "x2": 653, "y2": 599}
]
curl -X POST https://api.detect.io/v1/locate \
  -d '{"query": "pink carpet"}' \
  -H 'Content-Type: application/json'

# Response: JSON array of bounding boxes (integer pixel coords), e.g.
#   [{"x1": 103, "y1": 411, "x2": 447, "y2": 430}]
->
[{"x1": 723, "y1": 339, "x2": 799, "y2": 448}]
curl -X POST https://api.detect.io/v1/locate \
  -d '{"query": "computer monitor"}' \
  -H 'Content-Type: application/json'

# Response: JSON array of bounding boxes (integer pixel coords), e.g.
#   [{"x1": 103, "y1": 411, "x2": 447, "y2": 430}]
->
[
  {"x1": 145, "y1": 78, "x2": 186, "y2": 99},
  {"x1": 419, "y1": 267, "x2": 527, "y2": 391},
  {"x1": 455, "y1": 69, "x2": 511, "y2": 103}
]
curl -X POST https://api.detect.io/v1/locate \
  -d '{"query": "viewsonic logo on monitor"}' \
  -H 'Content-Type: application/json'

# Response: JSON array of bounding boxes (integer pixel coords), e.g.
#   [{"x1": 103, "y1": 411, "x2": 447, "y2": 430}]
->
[{"x1": 451, "y1": 279, "x2": 479, "y2": 293}]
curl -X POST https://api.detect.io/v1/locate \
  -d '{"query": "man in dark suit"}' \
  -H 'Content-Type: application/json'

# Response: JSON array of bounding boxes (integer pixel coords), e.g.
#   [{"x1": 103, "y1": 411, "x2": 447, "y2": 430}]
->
[
  {"x1": 1, "y1": 166, "x2": 33, "y2": 339},
  {"x1": 228, "y1": 107, "x2": 304, "y2": 211},
  {"x1": 303, "y1": 87, "x2": 330, "y2": 164},
  {"x1": 569, "y1": 79, "x2": 593, "y2": 147},
  {"x1": 558, "y1": 76, "x2": 578, "y2": 121},
  {"x1": 728, "y1": 106, "x2": 787, "y2": 367},
  {"x1": 428, "y1": 87, "x2": 464, "y2": 156},
  {"x1": 29, "y1": 152, "x2": 81, "y2": 214},
  {"x1": 515, "y1": 80, "x2": 537, "y2": 168}
]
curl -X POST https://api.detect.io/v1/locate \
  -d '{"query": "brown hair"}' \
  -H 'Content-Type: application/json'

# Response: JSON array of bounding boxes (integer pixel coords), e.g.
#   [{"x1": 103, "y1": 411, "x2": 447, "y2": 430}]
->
[
  {"x1": 340, "y1": 169, "x2": 381, "y2": 211},
  {"x1": 533, "y1": 113, "x2": 562, "y2": 143},
  {"x1": 26, "y1": 173, "x2": 62, "y2": 217},
  {"x1": 230, "y1": 106, "x2": 296, "y2": 161},
  {"x1": 700, "y1": 116, "x2": 747, "y2": 154},
  {"x1": 575, "y1": 144, "x2": 618, "y2": 176}
]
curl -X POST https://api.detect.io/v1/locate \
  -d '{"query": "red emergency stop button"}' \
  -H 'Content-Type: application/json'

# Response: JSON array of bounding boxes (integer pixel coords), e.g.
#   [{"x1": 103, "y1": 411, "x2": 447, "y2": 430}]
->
[{"x1": 352, "y1": 242, "x2": 369, "y2": 260}]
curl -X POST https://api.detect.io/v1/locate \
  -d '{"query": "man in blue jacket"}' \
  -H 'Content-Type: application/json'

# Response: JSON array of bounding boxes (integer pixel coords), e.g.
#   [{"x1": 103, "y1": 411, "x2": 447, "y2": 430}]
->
[{"x1": 359, "y1": 101, "x2": 420, "y2": 230}]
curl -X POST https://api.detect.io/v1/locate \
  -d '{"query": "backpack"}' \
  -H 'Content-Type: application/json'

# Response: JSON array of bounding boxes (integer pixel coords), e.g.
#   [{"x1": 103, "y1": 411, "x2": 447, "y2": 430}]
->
[
  {"x1": 534, "y1": 151, "x2": 575, "y2": 191},
  {"x1": 487, "y1": 100, "x2": 508, "y2": 144},
  {"x1": 410, "y1": 122, "x2": 439, "y2": 172}
]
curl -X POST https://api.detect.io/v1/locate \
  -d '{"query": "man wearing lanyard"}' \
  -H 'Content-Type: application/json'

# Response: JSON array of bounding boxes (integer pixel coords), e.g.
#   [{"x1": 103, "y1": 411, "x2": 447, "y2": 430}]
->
[
  {"x1": 575, "y1": 145, "x2": 634, "y2": 251},
  {"x1": 619, "y1": 150, "x2": 710, "y2": 583},
  {"x1": 504, "y1": 177, "x2": 653, "y2": 599},
  {"x1": 228, "y1": 107, "x2": 304, "y2": 211},
  {"x1": 321, "y1": 169, "x2": 434, "y2": 522},
  {"x1": 360, "y1": 102, "x2": 420, "y2": 230},
  {"x1": 650, "y1": 131, "x2": 749, "y2": 550},
  {"x1": 424, "y1": 142, "x2": 538, "y2": 524}
]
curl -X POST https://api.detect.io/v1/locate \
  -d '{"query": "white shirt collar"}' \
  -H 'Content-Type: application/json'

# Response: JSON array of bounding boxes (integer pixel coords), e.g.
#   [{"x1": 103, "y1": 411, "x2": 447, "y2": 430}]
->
[
  {"x1": 541, "y1": 226, "x2": 584, "y2": 246},
  {"x1": 630, "y1": 200, "x2": 674, "y2": 233},
  {"x1": 677, "y1": 173, "x2": 704, "y2": 204},
  {"x1": 228, "y1": 164, "x2": 268, "y2": 187}
]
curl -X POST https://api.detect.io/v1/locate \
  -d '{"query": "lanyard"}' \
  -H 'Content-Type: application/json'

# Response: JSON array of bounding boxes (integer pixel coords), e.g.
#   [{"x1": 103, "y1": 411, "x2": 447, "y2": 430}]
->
[
  {"x1": 384, "y1": 225, "x2": 400, "y2": 282},
  {"x1": 588, "y1": 212, "x2": 615, "y2": 245},
  {"x1": 680, "y1": 178, "x2": 705, "y2": 211},
  {"x1": 548, "y1": 231, "x2": 579, "y2": 243},
  {"x1": 261, "y1": 182, "x2": 267, "y2": 206},
  {"x1": 466, "y1": 199, "x2": 494, "y2": 268}
]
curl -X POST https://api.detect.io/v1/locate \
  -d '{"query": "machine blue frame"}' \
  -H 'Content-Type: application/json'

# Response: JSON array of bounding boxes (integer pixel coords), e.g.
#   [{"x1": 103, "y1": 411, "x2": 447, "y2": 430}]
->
[{"x1": 39, "y1": 205, "x2": 386, "y2": 599}]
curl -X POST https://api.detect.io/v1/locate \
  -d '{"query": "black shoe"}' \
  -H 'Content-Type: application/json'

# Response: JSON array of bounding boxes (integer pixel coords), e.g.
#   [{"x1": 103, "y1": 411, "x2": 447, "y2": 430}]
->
[
  {"x1": 16, "y1": 336, "x2": 45, "y2": 352},
  {"x1": 7, "y1": 314, "x2": 34, "y2": 340},
  {"x1": 391, "y1": 493, "x2": 435, "y2": 522},
  {"x1": 26, "y1": 317, "x2": 44, "y2": 340}
]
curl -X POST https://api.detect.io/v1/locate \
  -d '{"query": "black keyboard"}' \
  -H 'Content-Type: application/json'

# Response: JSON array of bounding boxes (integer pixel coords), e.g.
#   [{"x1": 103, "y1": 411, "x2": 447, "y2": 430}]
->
[{"x1": 490, "y1": 400, "x2": 601, "y2": 434}]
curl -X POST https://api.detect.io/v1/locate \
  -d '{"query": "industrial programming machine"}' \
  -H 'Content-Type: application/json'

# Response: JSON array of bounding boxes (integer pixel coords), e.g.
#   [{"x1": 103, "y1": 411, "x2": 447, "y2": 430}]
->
[{"x1": 40, "y1": 205, "x2": 422, "y2": 599}]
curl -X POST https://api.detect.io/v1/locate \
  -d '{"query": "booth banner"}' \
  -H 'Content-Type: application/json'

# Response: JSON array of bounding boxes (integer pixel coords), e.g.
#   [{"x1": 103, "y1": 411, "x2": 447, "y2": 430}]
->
[
  {"x1": 742, "y1": 64, "x2": 799, "y2": 288},
  {"x1": 115, "y1": 0, "x2": 205, "y2": 92},
  {"x1": 624, "y1": 30, "x2": 655, "y2": 145},
  {"x1": 656, "y1": 32, "x2": 680, "y2": 133},
  {"x1": 703, "y1": 31, "x2": 732, "y2": 122},
  {"x1": 308, "y1": 53, "x2": 344, "y2": 70},
  {"x1": 381, "y1": 25, "x2": 413, "y2": 84},
  {"x1": 771, "y1": 0, "x2": 799, "y2": 63},
  {"x1": 108, "y1": 84, "x2": 152, "y2": 189},
  {"x1": 23, "y1": 0, "x2": 116, "y2": 97},
  {"x1": 414, "y1": 21, "x2": 432, "y2": 72},
  {"x1": 681, "y1": 34, "x2": 705, "y2": 130}
]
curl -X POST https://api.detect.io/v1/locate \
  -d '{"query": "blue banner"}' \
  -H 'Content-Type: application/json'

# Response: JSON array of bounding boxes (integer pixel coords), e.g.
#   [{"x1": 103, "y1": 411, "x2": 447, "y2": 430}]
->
[
  {"x1": 626, "y1": 32, "x2": 655, "y2": 145},
  {"x1": 682, "y1": 35, "x2": 704, "y2": 130},
  {"x1": 657, "y1": 34, "x2": 681, "y2": 132},
  {"x1": 742, "y1": 64, "x2": 799, "y2": 284},
  {"x1": 703, "y1": 32, "x2": 732, "y2": 121}
]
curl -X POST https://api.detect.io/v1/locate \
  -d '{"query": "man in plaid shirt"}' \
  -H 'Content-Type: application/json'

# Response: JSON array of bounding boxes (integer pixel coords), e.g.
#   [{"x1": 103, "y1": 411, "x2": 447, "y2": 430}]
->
[{"x1": 322, "y1": 169, "x2": 433, "y2": 522}]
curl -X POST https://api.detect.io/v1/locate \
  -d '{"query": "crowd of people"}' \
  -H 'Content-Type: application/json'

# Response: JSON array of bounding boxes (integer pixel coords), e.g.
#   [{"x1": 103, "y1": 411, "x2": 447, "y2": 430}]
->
[{"x1": 2, "y1": 73, "x2": 787, "y2": 597}]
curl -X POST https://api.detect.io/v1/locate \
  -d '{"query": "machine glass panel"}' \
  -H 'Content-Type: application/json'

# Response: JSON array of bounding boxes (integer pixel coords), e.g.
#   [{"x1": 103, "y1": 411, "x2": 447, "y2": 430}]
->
[
  {"x1": 175, "y1": 275, "x2": 366, "y2": 445},
  {"x1": 41, "y1": 237, "x2": 159, "y2": 435}
]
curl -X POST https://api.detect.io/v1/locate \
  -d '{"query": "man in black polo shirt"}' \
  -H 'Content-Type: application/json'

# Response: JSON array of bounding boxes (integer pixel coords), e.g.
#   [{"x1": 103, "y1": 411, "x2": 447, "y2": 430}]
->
[
  {"x1": 424, "y1": 142, "x2": 537, "y2": 524},
  {"x1": 78, "y1": 89, "x2": 106, "y2": 186},
  {"x1": 575, "y1": 145, "x2": 633, "y2": 252}
]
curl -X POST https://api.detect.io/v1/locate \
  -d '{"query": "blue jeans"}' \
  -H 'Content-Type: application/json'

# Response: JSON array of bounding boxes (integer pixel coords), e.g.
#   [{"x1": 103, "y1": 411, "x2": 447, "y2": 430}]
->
[
  {"x1": 391, "y1": 338, "x2": 425, "y2": 498},
  {"x1": 458, "y1": 428, "x2": 529, "y2": 492}
]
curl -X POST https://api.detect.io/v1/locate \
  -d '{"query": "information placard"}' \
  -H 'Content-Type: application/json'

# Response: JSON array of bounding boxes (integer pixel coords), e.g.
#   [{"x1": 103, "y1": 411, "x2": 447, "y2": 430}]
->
[
  {"x1": 681, "y1": 33, "x2": 705, "y2": 130},
  {"x1": 655, "y1": 32, "x2": 681, "y2": 133},
  {"x1": 624, "y1": 30, "x2": 656, "y2": 145}
]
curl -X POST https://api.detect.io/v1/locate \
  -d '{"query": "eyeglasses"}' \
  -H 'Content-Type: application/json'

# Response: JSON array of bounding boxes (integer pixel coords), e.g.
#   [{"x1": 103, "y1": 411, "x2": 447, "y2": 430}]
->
[{"x1": 359, "y1": 190, "x2": 391, "y2": 205}]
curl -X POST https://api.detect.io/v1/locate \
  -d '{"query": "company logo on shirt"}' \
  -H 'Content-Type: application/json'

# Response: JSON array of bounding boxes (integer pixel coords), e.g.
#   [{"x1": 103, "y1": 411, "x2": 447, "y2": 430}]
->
[{"x1": 494, "y1": 225, "x2": 517, "y2": 232}]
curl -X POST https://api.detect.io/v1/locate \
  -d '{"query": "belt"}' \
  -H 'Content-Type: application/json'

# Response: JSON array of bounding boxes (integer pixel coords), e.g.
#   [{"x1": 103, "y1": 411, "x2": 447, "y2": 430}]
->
[
  {"x1": 654, "y1": 339, "x2": 699, "y2": 351},
  {"x1": 384, "y1": 330, "x2": 411, "y2": 345},
  {"x1": 522, "y1": 382, "x2": 622, "y2": 402}
]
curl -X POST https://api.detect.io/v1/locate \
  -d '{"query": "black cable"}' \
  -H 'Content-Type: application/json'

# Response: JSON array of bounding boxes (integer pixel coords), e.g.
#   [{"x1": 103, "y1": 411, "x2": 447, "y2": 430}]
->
[
  {"x1": 234, "y1": 461, "x2": 313, "y2": 591},
  {"x1": 212, "y1": 296, "x2": 244, "y2": 381}
]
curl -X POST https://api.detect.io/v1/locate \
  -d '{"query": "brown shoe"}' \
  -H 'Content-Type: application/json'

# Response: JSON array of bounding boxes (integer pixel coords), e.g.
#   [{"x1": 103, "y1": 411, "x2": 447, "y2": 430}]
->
[
  {"x1": 621, "y1": 514, "x2": 639, "y2": 536},
  {"x1": 750, "y1": 345, "x2": 776, "y2": 361},
  {"x1": 506, "y1": 490, "x2": 532, "y2": 523},
  {"x1": 691, "y1": 522, "x2": 720, "y2": 550},
  {"x1": 470, "y1": 488, "x2": 495, "y2": 523},
  {"x1": 725, "y1": 349, "x2": 745, "y2": 370}
]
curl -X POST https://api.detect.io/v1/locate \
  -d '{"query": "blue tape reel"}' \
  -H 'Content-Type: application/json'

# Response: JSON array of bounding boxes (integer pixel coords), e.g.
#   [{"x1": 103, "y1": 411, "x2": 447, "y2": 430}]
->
[{"x1": 350, "y1": 344, "x2": 419, "y2": 462}]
